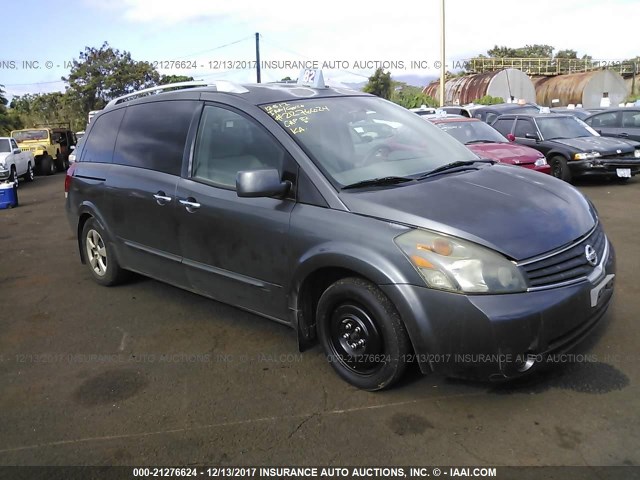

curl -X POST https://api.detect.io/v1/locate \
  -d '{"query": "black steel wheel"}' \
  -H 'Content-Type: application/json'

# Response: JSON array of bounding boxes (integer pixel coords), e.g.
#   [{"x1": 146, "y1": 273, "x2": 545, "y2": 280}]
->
[
  {"x1": 317, "y1": 277, "x2": 411, "y2": 391},
  {"x1": 550, "y1": 155, "x2": 572, "y2": 183}
]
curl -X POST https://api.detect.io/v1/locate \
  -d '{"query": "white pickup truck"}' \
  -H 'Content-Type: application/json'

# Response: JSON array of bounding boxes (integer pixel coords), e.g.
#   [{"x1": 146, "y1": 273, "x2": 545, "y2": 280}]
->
[{"x1": 0, "y1": 137, "x2": 35, "y2": 186}]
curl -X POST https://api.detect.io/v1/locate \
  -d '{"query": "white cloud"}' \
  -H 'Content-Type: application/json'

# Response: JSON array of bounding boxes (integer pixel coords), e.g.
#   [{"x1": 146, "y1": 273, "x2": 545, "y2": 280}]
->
[{"x1": 93, "y1": 0, "x2": 640, "y2": 83}]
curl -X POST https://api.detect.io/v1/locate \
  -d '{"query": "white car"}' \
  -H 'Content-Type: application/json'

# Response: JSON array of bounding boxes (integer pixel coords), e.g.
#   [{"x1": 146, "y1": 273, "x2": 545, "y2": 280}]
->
[{"x1": 0, "y1": 137, "x2": 35, "y2": 186}]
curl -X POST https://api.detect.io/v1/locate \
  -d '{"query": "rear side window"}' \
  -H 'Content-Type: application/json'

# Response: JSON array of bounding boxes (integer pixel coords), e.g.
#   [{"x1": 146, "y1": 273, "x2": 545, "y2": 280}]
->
[
  {"x1": 113, "y1": 100, "x2": 200, "y2": 175},
  {"x1": 492, "y1": 118, "x2": 513, "y2": 136},
  {"x1": 621, "y1": 111, "x2": 640, "y2": 128},
  {"x1": 586, "y1": 112, "x2": 619, "y2": 128},
  {"x1": 80, "y1": 108, "x2": 125, "y2": 164}
]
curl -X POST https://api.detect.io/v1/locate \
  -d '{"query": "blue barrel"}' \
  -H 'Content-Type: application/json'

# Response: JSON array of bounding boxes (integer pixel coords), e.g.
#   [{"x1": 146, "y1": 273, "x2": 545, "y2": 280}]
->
[{"x1": 0, "y1": 182, "x2": 18, "y2": 209}]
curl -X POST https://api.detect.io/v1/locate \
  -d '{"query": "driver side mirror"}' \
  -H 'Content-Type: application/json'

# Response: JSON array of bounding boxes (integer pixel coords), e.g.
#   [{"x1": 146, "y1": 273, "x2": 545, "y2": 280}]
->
[
  {"x1": 236, "y1": 169, "x2": 290, "y2": 198},
  {"x1": 506, "y1": 133, "x2": 516, "y2": 142},
  {"x1": 525, "y1": 132, "x2": 540, "y2": 141},
  {"x1": 12, "y1": 148, "x2": 21, "y2": 154}
]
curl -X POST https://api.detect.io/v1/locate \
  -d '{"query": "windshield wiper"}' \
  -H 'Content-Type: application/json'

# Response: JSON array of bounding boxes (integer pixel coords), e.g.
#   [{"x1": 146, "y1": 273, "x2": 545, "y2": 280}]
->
[
  {"x1": 342, "y1": 176, "x2": 414, "y2": 190},
  {"x1": 417, "y1": 159, "x2": 495, "y2": 179},
  {"x1": 465, "y1": 140, "x2": 495, "y2": 144}
]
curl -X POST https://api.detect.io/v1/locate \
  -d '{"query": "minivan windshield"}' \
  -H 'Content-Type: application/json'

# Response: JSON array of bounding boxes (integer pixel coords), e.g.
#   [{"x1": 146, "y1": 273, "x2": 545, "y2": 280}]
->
[{"x1": 262, "y1": 97, "x2": 478, "y2": 187}]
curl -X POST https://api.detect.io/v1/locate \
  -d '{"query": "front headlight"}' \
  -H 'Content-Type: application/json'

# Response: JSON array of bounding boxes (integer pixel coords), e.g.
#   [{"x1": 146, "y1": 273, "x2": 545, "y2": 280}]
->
[
  {"x1": 574, "y1": 152, "x2": 601, "y2": 160},
  {"x1": 634, "y1": 149, "x2": 640, "y2": 159},
  {"x1": 534, "y1": 157, "x2": 547, "y2": 167},
  {"x1": 395, "y1": 230, "x2": 527, "y2": 294}
]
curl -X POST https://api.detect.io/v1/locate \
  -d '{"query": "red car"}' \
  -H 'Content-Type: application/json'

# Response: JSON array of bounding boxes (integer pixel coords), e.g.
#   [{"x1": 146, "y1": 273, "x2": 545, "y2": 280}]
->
[{"x1": 429, "y1": 117, "x2": 551, "y2": 174}]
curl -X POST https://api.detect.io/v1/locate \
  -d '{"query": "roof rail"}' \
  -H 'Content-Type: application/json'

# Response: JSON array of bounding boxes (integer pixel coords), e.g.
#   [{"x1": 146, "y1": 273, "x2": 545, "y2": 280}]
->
[{"x1": 105, "y1": 80, "x2": 249, "y2": 108}]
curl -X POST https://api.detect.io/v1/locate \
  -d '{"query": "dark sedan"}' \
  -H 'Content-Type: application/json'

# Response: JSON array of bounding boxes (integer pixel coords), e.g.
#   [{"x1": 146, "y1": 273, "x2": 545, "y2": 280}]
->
[
  {"x1": 491, "y1": 113, "x2": 640, "y2": 182},
  {"x1": 471, "y1": 103, "x2": 541, "y2": 124},
  {"x1": 584, "y1": 108, "x2": 640, "y2": 142}
]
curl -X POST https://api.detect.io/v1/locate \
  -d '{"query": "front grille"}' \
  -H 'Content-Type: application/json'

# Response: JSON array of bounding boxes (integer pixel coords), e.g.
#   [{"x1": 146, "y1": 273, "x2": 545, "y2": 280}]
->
[
  {"x1": 20, "y1": 147, "x2": 35, "y2": 152},
  {"x1": 520, "y1": 224, "x2": 606, "y2": 288}
]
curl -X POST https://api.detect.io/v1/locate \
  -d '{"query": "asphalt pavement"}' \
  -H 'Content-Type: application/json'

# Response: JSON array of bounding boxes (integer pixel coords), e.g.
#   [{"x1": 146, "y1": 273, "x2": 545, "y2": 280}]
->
[{"x1": 0, "y1": 174, "x2": 638, "y2": 468}]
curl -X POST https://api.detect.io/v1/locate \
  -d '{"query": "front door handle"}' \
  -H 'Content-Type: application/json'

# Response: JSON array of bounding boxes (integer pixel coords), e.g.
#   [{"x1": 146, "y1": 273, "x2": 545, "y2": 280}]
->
[
  {"x1": 179, "y1": 198, "x2": 201, "y2": 213},
  {"x1": 153, "y1": 192, "x2": 172, "y2": 205}
]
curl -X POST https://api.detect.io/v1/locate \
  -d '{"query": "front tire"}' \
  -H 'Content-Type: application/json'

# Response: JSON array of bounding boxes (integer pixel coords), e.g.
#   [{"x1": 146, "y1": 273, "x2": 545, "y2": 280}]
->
[
  {"x1": 81, "y1": 218, "x2": 128, "y2": 286},
  {"x1": 549, "y1": 155, "x2": 572, "y2": 182},
  {"x1": 23, "y1": 163, "x2": 34, "y2": 182},
  {"x1": 9, "y1": 166, "x2": 19, "y2": 188},
  {"x1": 317, "y1": 277, "x2": 411, "y2": 391}
]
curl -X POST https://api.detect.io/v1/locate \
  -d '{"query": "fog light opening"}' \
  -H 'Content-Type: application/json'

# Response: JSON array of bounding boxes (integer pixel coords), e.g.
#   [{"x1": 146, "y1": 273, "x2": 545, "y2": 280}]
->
[{"x1": 515, "y1": 352, "x2": 536, "y2": 373}]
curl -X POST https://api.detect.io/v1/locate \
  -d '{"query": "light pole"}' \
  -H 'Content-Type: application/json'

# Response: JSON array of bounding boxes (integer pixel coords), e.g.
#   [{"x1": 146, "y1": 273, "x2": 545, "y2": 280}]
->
[{"x1": 439, "y1": 0, "x2": 446, "y2": 107}]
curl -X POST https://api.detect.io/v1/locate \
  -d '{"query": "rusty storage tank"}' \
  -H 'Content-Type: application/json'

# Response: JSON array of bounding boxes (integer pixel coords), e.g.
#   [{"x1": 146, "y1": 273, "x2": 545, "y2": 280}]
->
[
  {"x1": 423, "y1": 69, "x2": 536, "y2": 105},
  {"x1": 532, "y1": 70, "x2": 629, "y2": 108}
]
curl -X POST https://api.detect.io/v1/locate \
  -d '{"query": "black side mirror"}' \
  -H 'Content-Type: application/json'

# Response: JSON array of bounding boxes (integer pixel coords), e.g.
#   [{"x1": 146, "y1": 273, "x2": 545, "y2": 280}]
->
[
  {"x1": 525, "y1": 133, "x2": 540, "y2": 141},
  {"x1": 12, "y1": 148, "x2": 21, "y2": 154},
  {"x1": 236, "y1": 169, "x2": 290, "y2": 198}
]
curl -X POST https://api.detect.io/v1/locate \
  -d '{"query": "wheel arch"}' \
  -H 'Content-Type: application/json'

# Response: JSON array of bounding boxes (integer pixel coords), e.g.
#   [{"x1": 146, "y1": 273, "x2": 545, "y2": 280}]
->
[
  {"x1": 76, "y1": 203, "x2": 113, "y2": 265},
  {"x1": 289, "y1": 246, "x2": 414, "y2": 352}
]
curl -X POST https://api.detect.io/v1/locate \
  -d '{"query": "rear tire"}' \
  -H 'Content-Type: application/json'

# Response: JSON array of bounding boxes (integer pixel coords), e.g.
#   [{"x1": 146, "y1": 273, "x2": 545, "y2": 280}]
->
[
  {"x1": 40, "y1": 155, "x2": 56, "y2": 176},
  {"x1": 317, "y1": 277, "x2": 411, "y2": 391},
  {"x1": 549, "y1": 155, "x2": 572, "y2": 183},
  {"x1": 81, "y1": 218, "x2": 129, "y2": 286},
  {"x1": 55, "y1": 154, "x2": 68, "y2": 172}
]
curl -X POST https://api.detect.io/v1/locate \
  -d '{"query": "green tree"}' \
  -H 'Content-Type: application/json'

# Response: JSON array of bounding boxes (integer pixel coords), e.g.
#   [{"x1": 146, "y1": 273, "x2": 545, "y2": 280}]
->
[
  {"x1": 555, "y1": 49, "x2": 578, "y2": 59},
  {"x1": 487, "y1": 45, "x2": 517, "y2": 58},
  {"x1": 280, "y1": 76, "x2": 293, "y2": 81},
  {"x1": 159, "y1": 74, "x2": 194, "y2": 84},
  {"x1": 0, "y1": 85, "x2": 23, "y2": 135},
  {"x1": 471, "y1": 95, "x2": 505, "y2": 105},
  {"x1": 516, "y1": 44, "x2": 554, "y2": 58},
  {"x1": 487, "y1": 44, "x2": 554, "y2": 58},
  {"x1": 63, "y1": 42, "x2": 160, "y2": 117},
  {"x1": 10, "y1": 92, "x2": 85, "y2": 131},
  {"x1": 391, "y1": 82, "x2": 437, "y2": 108},
  {"x1": 363, "y1": 68, "x2": 392, "y2": 99}
]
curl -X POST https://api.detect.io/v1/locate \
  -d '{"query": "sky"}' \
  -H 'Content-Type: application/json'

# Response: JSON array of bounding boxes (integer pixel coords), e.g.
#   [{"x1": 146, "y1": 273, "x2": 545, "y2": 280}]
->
[{"x1": 1, "y1": 0, "x2": 639, "y2": 98}]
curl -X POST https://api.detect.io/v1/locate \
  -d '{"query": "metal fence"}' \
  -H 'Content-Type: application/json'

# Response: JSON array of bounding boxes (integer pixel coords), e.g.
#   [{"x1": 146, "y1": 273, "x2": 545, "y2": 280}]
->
[{"x1": 465, "y1": 58, "x2": 638, "y2": 76}]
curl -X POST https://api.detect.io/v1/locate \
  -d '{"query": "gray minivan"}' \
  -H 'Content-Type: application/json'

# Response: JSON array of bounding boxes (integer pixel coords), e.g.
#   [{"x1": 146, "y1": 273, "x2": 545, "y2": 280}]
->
[{"x1": 66, "y1": 74, "x2": 616, "y2": 390}]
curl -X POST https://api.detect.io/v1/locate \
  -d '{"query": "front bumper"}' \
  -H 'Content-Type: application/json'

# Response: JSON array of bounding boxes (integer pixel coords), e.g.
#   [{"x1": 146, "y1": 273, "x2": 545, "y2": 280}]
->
[
  {"x1": 520, "y1": 163, "x2": 551, "y2": 175},
  {"x1": 570, "y1": 157, "x2": 640, "y2": 177},
  {"x1": 380, "y1": 239, "x2": 616, "y2": 381}
]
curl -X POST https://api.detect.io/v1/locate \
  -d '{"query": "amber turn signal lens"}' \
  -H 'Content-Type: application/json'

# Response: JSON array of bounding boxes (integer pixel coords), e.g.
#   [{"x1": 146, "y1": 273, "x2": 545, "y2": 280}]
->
[
  {"x1": 410, "y1": 255, "x2": 434, "y2": 269},
  {"x1": 417, "y1": 238, "x2": 453, "y2": 257}
]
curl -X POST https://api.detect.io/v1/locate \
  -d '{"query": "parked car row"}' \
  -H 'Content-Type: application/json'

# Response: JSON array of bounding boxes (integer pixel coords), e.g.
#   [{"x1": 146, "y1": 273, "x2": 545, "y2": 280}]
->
[{"x1": 412, "y1": 103, "x2": 640, "y2": 183}]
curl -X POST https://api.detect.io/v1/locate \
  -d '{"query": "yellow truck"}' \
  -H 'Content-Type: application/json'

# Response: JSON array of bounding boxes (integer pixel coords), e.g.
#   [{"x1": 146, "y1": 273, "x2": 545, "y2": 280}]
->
[{"x1": 11, "y1": 125, "x2": 76, "y2": 175}]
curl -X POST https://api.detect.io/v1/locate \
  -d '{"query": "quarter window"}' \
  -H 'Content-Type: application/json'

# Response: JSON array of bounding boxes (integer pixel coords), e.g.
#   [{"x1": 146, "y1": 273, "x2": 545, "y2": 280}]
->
[
  {"x1": 192, "y1": 105, "x2": 291, "y2": 188},
  {"x1": 113, "y1": 100, "x2": 200, "y2": 175},
  {"x1": 80, "y1": 108, "x2": 126, "y2": 164}
]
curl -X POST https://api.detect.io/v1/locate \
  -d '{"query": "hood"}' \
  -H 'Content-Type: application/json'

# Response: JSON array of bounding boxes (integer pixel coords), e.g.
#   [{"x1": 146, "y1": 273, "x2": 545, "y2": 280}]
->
[
  {"x1": 550, "y1": 136, "x2": 637, "y2": 155},
  {"x1": 467, "y1": 143, "x2": 542, "y2": 165},
  {"x1": 339, "y1": 165, "x2": 595, "y2": 261}
]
